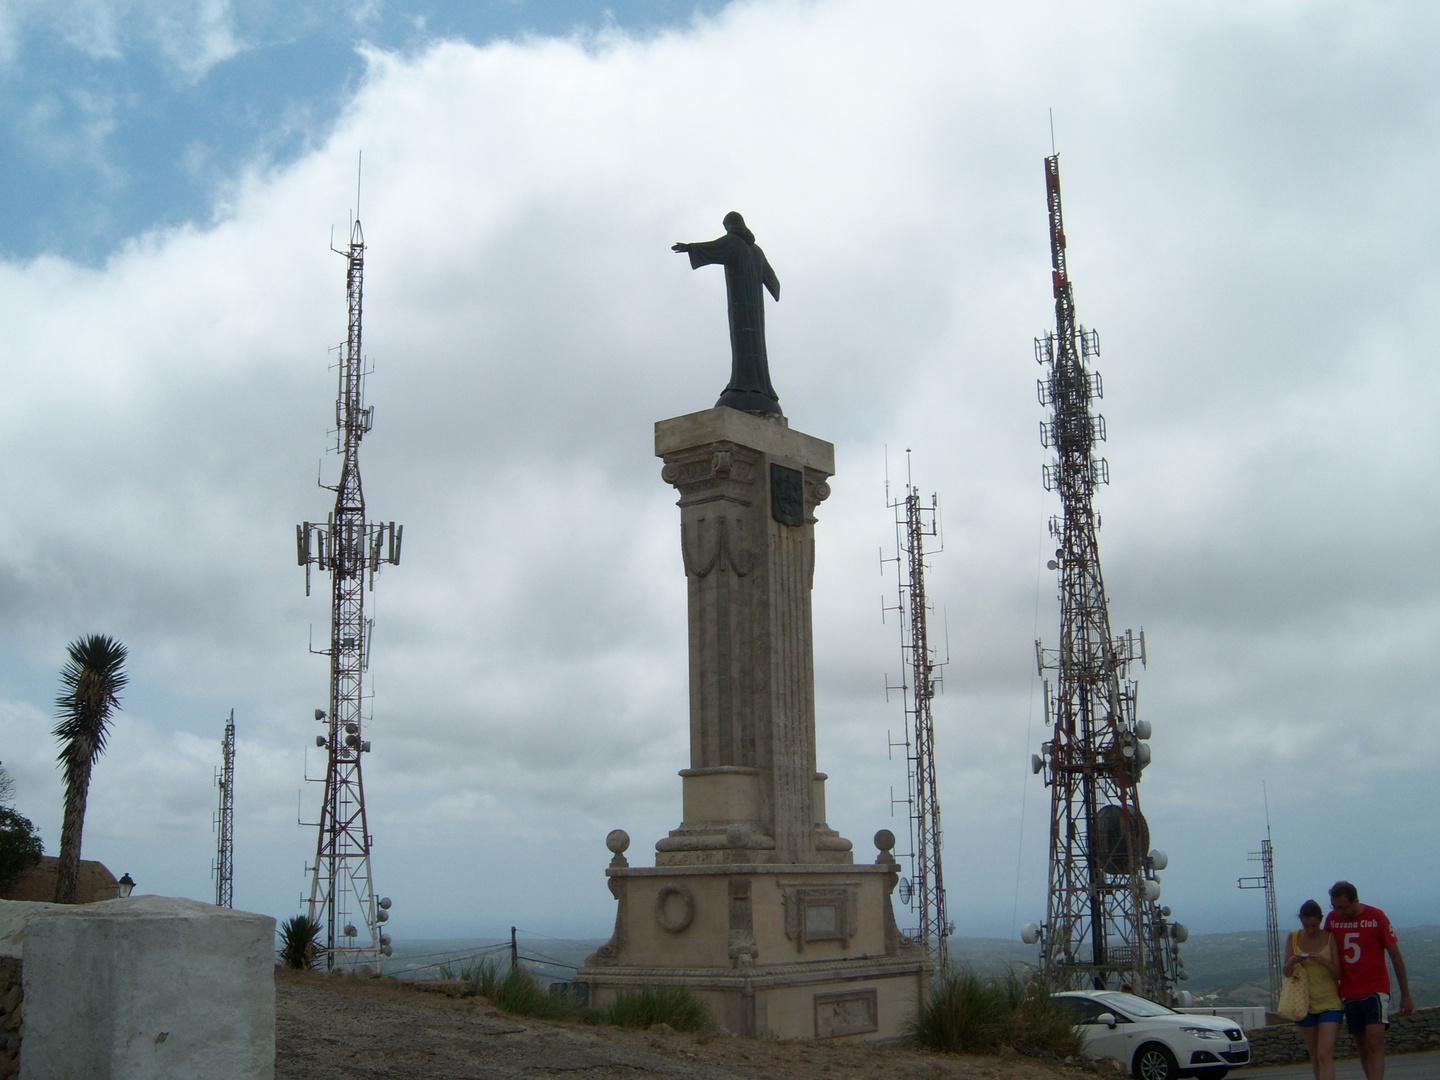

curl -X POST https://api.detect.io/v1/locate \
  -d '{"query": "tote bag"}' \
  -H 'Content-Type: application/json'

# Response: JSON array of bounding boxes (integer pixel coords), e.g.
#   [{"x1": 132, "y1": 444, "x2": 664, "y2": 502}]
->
[{"x1": 1277, "y1": 932, "x2": 1310, "y2": 1021}]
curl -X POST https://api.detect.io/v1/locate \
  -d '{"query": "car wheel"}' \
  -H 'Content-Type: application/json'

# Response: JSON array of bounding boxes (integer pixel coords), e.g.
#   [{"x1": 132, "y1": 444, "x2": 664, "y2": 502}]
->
[{"x1": 1132, "y1": 1042, "x2": 1178, "y2": 1080}]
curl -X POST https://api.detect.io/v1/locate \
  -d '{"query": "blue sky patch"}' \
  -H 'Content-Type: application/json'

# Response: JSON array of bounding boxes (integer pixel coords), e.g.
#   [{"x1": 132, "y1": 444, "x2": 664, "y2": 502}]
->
[{"x1": 0, "y1": 1, "x2": 726, "y2": 263}]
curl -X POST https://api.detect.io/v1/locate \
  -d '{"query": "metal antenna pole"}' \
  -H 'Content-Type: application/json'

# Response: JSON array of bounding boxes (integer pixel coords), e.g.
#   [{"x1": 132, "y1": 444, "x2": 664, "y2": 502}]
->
[
  {"x1": 1238, "y1": 795, "x2": 1280, "y2": 1010},
  {"x1": 214, "y1": 709, "x2": 235, "y2": 908},
  {"x1": 1025, "y1": 155, "x2": 1186, "y2": 1002},
  {"x1": 883, "y1": 454, "x2": 950, "y2": 969},
  {"x1": 296, "y1": 212, "x2": 402, "y2": 971}
]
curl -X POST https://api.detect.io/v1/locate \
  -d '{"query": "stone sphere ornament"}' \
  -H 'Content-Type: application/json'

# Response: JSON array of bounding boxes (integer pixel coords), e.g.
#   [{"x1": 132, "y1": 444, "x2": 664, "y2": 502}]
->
[
  {"x1": 874, "y1": 829, "x2": 896, "y2": 854},
  {"x1": 606, "y1": 829, "x2": 631, "y2": 868}
]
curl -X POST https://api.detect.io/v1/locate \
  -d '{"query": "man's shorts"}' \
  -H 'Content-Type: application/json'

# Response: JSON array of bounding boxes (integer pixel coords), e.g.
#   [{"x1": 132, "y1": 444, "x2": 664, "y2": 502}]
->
[{"x1": 1342, "y1": 993, "x2": 1389, "y2": 1034}]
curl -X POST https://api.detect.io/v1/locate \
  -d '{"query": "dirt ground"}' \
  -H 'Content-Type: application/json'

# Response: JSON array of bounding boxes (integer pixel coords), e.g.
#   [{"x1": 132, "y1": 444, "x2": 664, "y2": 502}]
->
[{"x1": 275, "y1": 969, "x2": 1116, "y2": 1080}]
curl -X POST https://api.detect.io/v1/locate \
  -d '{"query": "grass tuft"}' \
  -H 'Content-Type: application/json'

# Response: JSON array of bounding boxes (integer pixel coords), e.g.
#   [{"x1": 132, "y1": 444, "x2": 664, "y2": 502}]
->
[
  {"x1": 457, "y1": 959, "x2": 593, "y2": 1022},
  {"x1": 431, "y1": 961, "x2": 709, "y2": 1033},
  {"x1": 601, "y1": 984, "x2": 710, "y2": 1032},
  {"x1": 910, "y1": 965, "x2": 1081, "y2": 1057}
]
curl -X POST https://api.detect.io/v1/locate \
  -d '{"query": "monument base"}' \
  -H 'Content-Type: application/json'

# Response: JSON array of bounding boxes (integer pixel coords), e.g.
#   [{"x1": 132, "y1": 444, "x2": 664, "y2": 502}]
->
[{"x1": 576, "y1": 839, "x2": 930, "y2": 1041}]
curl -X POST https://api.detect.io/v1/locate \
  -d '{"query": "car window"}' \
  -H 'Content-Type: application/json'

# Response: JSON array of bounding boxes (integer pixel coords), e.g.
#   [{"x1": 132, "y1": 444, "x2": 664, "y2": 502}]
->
[
  {"x1": 1095, "y1": 992, "x2": 1173, "y2": 1018},
  {"x1": 1055, "y1": 997, "x2": 1120, "y2": 1025}
]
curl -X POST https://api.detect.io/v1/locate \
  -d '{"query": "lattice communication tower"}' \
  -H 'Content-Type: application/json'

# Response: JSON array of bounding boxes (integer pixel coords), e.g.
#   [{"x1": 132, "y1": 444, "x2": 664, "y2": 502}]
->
[
  {"x1": 213, "y1": 709, "x2": 235, "y2": 909},
  {"x1": 883, "y1": 454, "x2": 950, "y2": 969},
  {"x1": 1021, "y1": 155, "x2": 1187, "y2": 1001},
  {"x1": 1238, "y1": 820, "x2": 1280, "y2": 1010},
  {"x1": 296, "y1": 211, "x2": 401, "y2": 970}
]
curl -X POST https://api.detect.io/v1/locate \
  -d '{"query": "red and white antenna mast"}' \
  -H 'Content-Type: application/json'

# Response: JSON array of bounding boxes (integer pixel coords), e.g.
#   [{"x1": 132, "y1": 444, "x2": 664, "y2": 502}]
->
[{"x1": 1021, "y1": 155, "x2": 1187, "y2": 1002}]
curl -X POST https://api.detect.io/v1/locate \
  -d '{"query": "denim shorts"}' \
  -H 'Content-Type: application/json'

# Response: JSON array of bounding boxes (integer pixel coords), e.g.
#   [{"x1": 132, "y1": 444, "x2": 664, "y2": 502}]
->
[{"x1": 1296, "y1": 1009, "x2": 1344, "y2": 1028}]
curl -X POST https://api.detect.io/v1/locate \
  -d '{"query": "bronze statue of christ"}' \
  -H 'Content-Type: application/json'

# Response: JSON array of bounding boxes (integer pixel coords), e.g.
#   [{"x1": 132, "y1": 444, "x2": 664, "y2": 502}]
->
[{"x1": 673, "y1": 211, "x2": 783, "y2": 417}]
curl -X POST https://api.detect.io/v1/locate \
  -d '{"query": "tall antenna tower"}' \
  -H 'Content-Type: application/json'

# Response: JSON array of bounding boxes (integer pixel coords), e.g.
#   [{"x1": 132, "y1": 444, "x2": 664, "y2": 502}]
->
[
  {"x1": 1237, "y1": 795, "x2": 1280, "y2": 1010},
  {"x1": 296, "y1": 203, "x2": 402, "y2": 970},
  {"x1": 213, "y1": 709, "x2": 235, "y2": 908},
  {"x1": 883, "y1": 453, "x2": 950, "y2": 970},
  {"x1": 1021, "y1": 155, "x2": 1187, "y2": 1001}
]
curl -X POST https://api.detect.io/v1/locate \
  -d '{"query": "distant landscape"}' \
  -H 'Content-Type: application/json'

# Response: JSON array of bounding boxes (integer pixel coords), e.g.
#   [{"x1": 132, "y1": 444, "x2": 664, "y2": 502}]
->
[{"x1": 386, "y1": 927, "x2": 1439, "y2": 1009}]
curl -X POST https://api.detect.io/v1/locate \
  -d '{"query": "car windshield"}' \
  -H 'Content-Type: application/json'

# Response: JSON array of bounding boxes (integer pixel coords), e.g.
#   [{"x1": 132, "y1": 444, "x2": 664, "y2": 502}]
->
[{"x1": 1095, "y1": 992, "x2": 1175, "y2": 1018}]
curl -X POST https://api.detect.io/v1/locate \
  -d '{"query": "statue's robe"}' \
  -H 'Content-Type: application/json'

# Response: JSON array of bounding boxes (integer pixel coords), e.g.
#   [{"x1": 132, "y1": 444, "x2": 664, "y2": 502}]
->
[{"x1": 685, "y1": 232, "x2": 782, "y2": 415}]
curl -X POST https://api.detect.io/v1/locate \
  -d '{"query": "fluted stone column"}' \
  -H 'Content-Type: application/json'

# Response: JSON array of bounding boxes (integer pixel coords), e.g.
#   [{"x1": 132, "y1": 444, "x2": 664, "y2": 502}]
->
[{"x1": 654, "y1": 407, "x2": 851, "y2": 865}]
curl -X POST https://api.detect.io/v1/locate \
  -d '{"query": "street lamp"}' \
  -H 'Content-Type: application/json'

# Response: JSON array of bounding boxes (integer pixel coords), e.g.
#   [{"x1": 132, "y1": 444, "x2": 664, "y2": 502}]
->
[{"x1": 117, "y1": 873, "x2": 135, "y2": 898}]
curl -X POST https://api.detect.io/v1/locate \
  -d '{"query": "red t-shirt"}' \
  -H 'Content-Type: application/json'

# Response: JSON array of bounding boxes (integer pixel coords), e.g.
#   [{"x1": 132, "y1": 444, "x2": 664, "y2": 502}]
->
[{"x1": 1324, "y1": 904, "x2": 1398, "y2": 999}]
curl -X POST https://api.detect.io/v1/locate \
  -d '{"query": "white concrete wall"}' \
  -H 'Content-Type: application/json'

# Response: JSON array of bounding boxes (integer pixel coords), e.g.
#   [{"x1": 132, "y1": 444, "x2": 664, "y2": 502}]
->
[
  {"x1": 17, "y1": 895, "x2": 275, "y2": 1080},
  {"x1": 0, "y1": 901, "x2": 64, "y2": 959}
]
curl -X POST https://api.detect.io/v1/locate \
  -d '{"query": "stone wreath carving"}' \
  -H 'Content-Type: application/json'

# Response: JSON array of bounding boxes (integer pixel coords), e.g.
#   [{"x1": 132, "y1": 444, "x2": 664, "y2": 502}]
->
[{"x1": 655, "y1": 884, "x2": 696, "y2": 933}]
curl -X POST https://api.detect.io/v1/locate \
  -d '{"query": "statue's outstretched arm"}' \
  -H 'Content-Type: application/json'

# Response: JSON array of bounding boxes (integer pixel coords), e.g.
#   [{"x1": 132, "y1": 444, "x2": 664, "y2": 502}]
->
[
  {"x1": 763, "y1": 259, "x2": 780, "y2": 301},
  {"x1": 676, "y1": 236, "x2": 731, "y2": 270}
]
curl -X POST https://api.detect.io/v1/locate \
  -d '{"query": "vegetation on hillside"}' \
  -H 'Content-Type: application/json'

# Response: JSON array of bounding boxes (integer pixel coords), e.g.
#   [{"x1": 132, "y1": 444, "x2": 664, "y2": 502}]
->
[{"x1": 438, "y1": 958, "x2": 710, "y2": 1032}]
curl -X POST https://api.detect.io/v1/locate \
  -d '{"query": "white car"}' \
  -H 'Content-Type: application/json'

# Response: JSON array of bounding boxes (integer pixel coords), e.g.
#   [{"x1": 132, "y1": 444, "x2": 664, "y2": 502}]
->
[{"x1": 1052, "y1": 990, "x2": 1250, "y2": 1080}]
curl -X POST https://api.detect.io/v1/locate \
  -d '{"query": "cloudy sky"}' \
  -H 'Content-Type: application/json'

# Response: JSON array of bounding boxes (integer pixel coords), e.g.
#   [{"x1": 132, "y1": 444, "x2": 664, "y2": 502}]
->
[{"x1": 0, "y1": 0, "x2": 1435, "y2": 947}]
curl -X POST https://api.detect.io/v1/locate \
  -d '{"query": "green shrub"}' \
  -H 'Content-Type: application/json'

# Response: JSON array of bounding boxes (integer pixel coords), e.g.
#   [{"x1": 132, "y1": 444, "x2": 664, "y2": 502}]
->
[
  {"x1": 463, "y1": 958, "x2": 593, "y2": 1022},
  {"x1": 601, "y1": 984, "x2": 710, "y2": 1032},
  {"x1": 910, "y1": 966, "x2": 1081, "y2": 1057},
  {"x1": 998, "y1": 968, "x2": 1083, "y2": 1056},
  {"x1": 277, "y1": 914, "x2": 324, "y2": 970},
  {"x1": 0, "y1": 807, "x2": 43, "y2": 891}
]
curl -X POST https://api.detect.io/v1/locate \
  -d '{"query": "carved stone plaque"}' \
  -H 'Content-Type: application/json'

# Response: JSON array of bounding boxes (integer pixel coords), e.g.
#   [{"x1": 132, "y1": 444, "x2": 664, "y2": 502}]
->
[
  {"x1": 770, "y1": 463, "x2": 804, "y2": 526},
  {"x1": 782, "y1": 886, "x2": 858, "y2": 951},
  {"x1": 814, "y1": 989, "x2": 878, "y2": 1039}
]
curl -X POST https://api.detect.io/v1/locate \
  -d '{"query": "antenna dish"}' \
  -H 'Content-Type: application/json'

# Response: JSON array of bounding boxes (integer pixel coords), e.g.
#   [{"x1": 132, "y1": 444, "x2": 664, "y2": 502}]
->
[
  {"x1": 1134, "y1": 719, "x2": 1152, "y2": 740},
  {"x1": 1020, "y1": 922, "x2": 1041, "y2": 945},
  {"x1": 898, "y1": 878, "x2": 913, "y2": 906},
  {"x1": 1031, "y1": 753, "x2": 1044, "y2": 774},
  {"x1": 1171, "y1": 922, "x2": 1188, "y2": 943},
  {"x1": 1149, "y1": 849, "x2": 1168, "y2": 871}
]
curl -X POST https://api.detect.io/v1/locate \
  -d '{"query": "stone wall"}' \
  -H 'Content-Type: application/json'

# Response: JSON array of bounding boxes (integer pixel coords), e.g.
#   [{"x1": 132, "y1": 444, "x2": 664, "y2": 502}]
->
[
  {"x1": 1246, "y1": 1006, "x2": 1440, "y2": 1067},
  {"x1": 0, "y1": 956, "x2": 18, "y2": 1080}
]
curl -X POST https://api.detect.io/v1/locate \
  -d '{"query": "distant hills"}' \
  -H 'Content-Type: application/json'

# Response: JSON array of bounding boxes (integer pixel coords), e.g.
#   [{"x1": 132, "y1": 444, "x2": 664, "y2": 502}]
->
[
  {"x1": 387, "y1": 927, "x2": 1438, "y2": 1009},
  {"x1": 954, "y1": 927, "x2": 1438, "y2": 1008}
]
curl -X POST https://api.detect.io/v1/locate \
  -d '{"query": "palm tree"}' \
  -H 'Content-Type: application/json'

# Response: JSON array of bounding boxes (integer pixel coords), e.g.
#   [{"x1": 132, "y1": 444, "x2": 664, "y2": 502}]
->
[{"x1": 52, "y1": 634, "x2": 128, "y2": 904}]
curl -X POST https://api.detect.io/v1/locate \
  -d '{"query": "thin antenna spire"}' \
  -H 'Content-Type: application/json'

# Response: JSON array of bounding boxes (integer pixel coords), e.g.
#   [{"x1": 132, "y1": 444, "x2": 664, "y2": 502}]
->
[
  {"x1": 356, "y1": 150, "x2": 363, "y2": 221},
  {"x1": 1049, "y1": 110, "x2": 1056, "y2": 156},
  {"x1": 883, "y1": 458, "x2": 950, "y2": 968}
]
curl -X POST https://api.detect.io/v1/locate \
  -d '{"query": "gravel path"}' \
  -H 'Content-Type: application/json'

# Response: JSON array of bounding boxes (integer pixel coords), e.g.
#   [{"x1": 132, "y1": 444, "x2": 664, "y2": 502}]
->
[{"x1": 275, "y1": 970, "x2": 1103, "y2": 1080}]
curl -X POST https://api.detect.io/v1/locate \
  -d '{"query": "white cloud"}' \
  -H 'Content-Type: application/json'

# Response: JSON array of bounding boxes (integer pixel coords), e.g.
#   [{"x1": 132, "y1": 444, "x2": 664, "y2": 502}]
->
[{"x1": 0, "y1": 0, "x2": 1436, "y2": 943}]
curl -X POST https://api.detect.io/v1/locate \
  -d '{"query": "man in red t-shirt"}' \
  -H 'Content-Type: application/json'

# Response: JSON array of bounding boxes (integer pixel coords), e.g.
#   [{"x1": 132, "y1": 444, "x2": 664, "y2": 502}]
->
[{"x1": 1324, "y1": 881, "x2": 1414, "y2": 1080}]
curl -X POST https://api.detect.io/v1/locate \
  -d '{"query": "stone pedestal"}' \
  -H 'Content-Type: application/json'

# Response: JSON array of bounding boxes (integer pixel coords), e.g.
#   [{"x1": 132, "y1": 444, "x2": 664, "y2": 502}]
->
[
  {"x1": 577, "y1": 408, "x2": 929, "y2": 1040},
  {"x1": 15, "y1": 896, "x2": 275, "y2": 1079}
]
